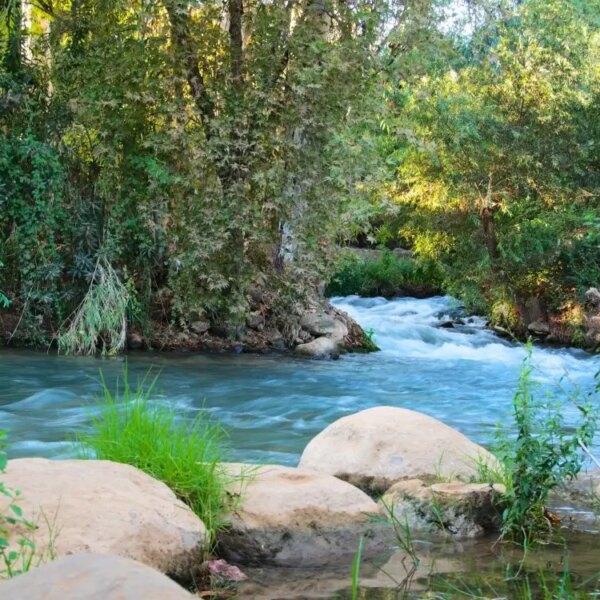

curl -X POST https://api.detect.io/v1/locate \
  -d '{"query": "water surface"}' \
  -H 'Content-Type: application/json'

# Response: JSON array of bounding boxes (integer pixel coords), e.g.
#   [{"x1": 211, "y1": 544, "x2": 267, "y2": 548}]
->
[{"x1": 1, "y1": 295, "x2": 598, "y2": 462}]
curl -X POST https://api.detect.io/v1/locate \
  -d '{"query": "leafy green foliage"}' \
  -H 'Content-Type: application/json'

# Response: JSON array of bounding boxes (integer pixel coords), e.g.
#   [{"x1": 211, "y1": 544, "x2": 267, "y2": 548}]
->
[
  {"x1": 375, "y1": 0, "x2": 600, "y2": 327},
  {"x1": 481, "y1": 346, "x2": 598, "y2": 543},
  {"x1": 326, "y1": 250, "x2": 442, "y2": 298},
  {"x1": 58, "y1": 258, "x2": 130, "y2": 356},
  {"x1": 1, "y1": 0, "x2": 393, "y2": 349},
  {"x1": 79, "y1": 370, "x2": 231, "y2": 541}
]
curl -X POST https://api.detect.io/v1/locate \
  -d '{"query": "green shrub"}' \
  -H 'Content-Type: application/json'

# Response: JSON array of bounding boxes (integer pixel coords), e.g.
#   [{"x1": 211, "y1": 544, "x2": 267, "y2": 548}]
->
[
  {"x1": 58, "y1": 258, "x2": 130, "y2": 356},
  {"x1": 326, "y1": 250, "x2": 442, "y2": 297},
  {"x1": 481, "y1": 345, "x2": 598, "y2": 543},
  {"x1": 79, "y1": 371, "x2": 231, "y2": 542}
]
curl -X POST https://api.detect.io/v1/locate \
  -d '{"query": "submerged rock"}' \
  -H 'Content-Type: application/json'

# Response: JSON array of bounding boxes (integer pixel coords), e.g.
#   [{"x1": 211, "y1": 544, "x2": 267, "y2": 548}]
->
[
  {"x1": 298, "y1": 407, "x2": 498, "y2": 494},
  {"x1": 2, "y1": 458, "x2": 207, "y2": 580},
  {"x1": 381, "y1": 479, "x2": 505, "y2": 538},
  {"x1": 0, "y1": 553, "x2": 193, "y2": 599},
  {"x1": 294, "y1": 336, "x2": 340, "y2": 359},
  {"x1": 217, "y1": 464, "x2": 387, "y2": 567}
]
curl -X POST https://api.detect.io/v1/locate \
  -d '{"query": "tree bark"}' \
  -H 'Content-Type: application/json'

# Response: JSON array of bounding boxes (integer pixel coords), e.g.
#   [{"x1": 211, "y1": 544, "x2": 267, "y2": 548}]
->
[
  {"x1": 481, "y1": 173, "x2": 500, "y2": 273},
  {"x1": 228, "y1": 0, "x2": 244, "y2": 92},
  {"x1": 164, "y1": 1, "x2": 215, "y2": 136}
]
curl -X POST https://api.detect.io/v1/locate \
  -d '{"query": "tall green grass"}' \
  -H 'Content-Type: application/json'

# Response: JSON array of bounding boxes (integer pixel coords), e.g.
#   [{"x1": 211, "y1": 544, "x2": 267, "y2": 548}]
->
[{"x1": 79, "y1": 370, "x2": 230, "y2": 542}]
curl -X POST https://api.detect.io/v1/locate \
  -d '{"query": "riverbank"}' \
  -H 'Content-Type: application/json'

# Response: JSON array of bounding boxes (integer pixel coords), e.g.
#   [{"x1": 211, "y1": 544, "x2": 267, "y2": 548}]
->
[
  {"x1": 2, "y1": 295, "x2": 600, "y2": 597},
  {"x1": 0, "y1": 295, "x2": 375, "y2": 358}
]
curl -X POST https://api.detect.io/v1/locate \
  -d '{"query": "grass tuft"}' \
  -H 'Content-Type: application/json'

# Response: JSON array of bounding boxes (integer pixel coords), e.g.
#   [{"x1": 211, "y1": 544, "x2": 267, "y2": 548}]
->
[{"x1": 79, "y1": 369, "x2": 230, "y2": 543}]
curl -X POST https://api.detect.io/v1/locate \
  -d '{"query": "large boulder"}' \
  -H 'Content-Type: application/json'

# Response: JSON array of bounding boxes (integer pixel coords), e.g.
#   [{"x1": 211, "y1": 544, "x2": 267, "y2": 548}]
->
[
  {"x1": 217, "y1": 464, "x2": 387, "y2": 567},
  {"x1": 381, "y1": 479, "x2": 505, "y2": 538},
  {"x1": 2, "y1": 458, "x2": 207, "y2": 580},
  {"x1": 298, "y1": 407, "x2": 498, "y2": 494},
  {"x1": 294, "y1": 336, "x2": 340, "y2": 359},
  {"x1": 0, "y1": 553, "x2": 193, "y2": 599},
  {"x1": 300, "y1": 312, "x2": 348, "y2": 342}
]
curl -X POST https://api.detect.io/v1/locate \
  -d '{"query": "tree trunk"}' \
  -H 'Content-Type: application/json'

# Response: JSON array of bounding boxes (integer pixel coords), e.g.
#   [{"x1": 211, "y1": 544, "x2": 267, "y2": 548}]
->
[
  {"x1": 481, "y1": 173, "x2": 500, "y2": 273},
  {"x1": 228, "y1": 0, "x2": 244, "y2": 92},
  {"x1": 164, "y1": 0, "x2": 215, "y2": 135},
  {"x1": 481, "y1": 205, "x2": 500, "y2": 273}
]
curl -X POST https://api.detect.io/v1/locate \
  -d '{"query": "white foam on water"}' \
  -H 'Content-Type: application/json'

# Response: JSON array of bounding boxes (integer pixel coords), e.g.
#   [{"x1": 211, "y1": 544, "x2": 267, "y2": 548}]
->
[{"x1": 332, "y1": 295, "x2": 598, "y2": 382}]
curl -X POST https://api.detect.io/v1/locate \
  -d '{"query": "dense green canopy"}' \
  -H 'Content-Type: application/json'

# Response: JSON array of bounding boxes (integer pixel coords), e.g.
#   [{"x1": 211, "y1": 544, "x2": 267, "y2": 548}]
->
[{"x1": 1, "y1": 0, "x2": 599, "y2": 351}]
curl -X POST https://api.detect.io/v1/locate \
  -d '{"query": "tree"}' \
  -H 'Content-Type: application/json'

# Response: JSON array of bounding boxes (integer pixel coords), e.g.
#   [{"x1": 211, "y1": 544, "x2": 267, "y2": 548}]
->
[
  {"x1": 1, "y1": 0, "x2": 395, "y2": 350},
  {"x1": 383, "y1": 0, "x2": 600, "y2": 319}
]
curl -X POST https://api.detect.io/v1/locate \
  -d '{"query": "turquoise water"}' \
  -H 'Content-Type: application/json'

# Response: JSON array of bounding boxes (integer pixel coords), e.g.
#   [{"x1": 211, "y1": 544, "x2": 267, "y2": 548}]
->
[{"x1": 1, "y1": 295, "x2": 598, "y2": 462}]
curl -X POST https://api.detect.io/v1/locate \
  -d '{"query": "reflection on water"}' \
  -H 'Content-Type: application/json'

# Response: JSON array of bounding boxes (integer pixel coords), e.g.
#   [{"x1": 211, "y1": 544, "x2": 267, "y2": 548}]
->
[
  {"x1": 0, "y1": 295, "x2": 599, "y2": 464},
  {"x1": 238, "y1": 531, "x2": 600, "y2": 598}
]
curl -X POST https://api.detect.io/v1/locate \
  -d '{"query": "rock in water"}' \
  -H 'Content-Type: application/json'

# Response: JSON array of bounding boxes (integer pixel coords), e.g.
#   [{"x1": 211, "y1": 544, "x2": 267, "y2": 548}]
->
[
  {"x1": 217, "y1": 464, "x2": 387, "y2": 566},
  {"x1": 300, "y1": 312, "x2": 348, "y2": 342},
  {"x1": 294, "y1": 336, "x2": 340, "y2": 359},
  {"x1": 2, "y1": 458, "x2": 207, "y2": 580},
  {"x1": 298, "y1": 406, "x2": 498, "y2": 493},
  {"x1": 0, "y1": 553, "x2": 193, "y2": 599},
  {"x1": 527, "y1": 320, "x2": 550, "y2": 336},
  {"x1": 381, "y1": 479, "x2": 505, "y2": 538}
]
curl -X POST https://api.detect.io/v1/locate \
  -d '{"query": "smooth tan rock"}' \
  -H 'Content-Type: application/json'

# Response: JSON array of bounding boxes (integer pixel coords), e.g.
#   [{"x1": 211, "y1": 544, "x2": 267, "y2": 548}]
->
[
  {"x1": 217, "y1": 464, "x2": 386, "y2": 567},
  {"x1": 294, "y1": 336, "x2": 340, "y2": 359},
  {"x1": 2, "y1": 458, "x2": 207, "y2": 579},
  {"x1": 0, "y1": 553, "x2": 193, "y2": 599},
  {"x1": 381, "y1": 479, "x2": 505, "y2": 538},
  {"x1": 298, "y1": 407, "x2": 498, "y2": 493},
  {"x1": 300, "y1": 312, "x2": 348, "y2": 342}
]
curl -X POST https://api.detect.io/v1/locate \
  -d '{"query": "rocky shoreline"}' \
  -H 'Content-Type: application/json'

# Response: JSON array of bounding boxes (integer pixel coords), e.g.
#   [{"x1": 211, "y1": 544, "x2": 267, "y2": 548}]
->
[
  {"x1": 134, "y1": 300, "x2": 377, "y2": 358},
  {"x1": 0, "y1": 297, "x2": 375, "y2": 359},
  {"x1": 4, "y1": 280, "x2": 600, "y2": 355}
]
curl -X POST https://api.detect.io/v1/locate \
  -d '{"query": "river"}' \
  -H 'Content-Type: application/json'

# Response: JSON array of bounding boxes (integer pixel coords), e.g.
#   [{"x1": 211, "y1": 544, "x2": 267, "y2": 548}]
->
[{"x1": 1, "y1": 295, "x2": 598, "y2": 462}]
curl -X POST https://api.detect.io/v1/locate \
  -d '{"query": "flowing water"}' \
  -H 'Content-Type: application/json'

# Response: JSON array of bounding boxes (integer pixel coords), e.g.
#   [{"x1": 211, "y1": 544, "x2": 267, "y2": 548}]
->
[
  {"x1": 2, "y1": 295, "x2": 600, "y2": 597},
  {"x1": 1, "y1": 295, "x2": 598, "y2": 462}
]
